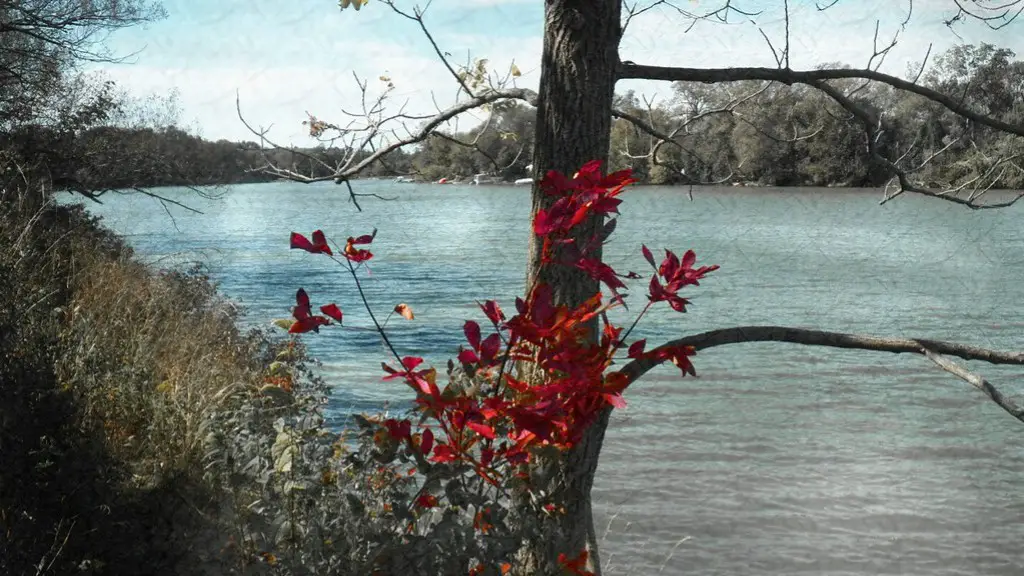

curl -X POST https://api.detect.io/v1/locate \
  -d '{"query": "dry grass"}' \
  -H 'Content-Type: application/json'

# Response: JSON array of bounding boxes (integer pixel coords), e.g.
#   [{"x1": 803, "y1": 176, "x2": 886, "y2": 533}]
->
[
  {"x1": 1, "y1": 189, "x2": 521, "y2": 575},
  {"x1": 58, "y1": 255, "x2": 263, "y2": 480},
  {"x1": 0, "y1": 192, "x2": 279, "y2": 574}
]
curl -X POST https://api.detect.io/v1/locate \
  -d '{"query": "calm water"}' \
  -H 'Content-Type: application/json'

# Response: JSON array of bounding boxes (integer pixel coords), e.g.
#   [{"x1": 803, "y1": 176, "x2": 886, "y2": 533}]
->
[{"x1": 73, "y1": 181, "x2": 1024, "y2": 575}]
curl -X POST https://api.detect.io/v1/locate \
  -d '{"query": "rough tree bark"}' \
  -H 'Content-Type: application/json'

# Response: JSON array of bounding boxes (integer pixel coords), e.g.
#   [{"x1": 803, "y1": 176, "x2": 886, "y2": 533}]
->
[
  {"x1": 269, "y1": 3, "x2": 1024, "y2": 575},
  {"x1": 518, "y1": 0, "x2": 621, "y2": 574}
]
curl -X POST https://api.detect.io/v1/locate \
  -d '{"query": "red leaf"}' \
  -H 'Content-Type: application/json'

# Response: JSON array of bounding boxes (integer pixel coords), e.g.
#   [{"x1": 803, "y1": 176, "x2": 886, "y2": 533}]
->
[
  {"x1": 343, "y1": 240, "x2": 373, "y2": 262},
  {"x1": 430, "y1": 443, "x2": 457, "y2": 463},
  {"x1": 294, "y1": 288, "x2": 312, "y2": 318},
  {"x1": 394, "y1": 303, "x2": 414, "y2": 320},
  {"x1": 289, "y1": 316, "x2": 329, "y2": 333},
  {"x1": 569, "y1": 203, "x2": 591, "y2": 228},
  {"x1": 533, "y1": 209, "x2": 556, "y2": 236},
  {"x1": 668, "y1": 296, "x2": 690, "y2": 313},
  {"x1": 310, "y1": 230, "x2": 332, "y2": 255},
  {"x1": 480, "y1": 300, "x2": 505, "y2": 325},
  {"x1": 575, "y1": 257, "x2": 626, "y2": 292},
  {"x1": 409, "y1": 372, "x2": 439, "y2": 397},
  {"x1": 415, "y1": 494, "x2": 438, "y2": 509},
  {"x1": 467, "y1": 422, "x2": 495, "y2": 440},
  {"x1": 402, "y1": 356, "x2": 424, "y2": 371},
  {"x1": 384, "y1": 418, "x2": 411, "y2": 439},
  {"x1": 480, "y1": 447, "x2": 494, "y2": 467},
  {"x1": 320, "y1": 303, "x2": 343, "y2": 323},
  {"x1": 558, "y1": 550, "x2": 594, "y2": 576},
  {"x1": 503, "y1": 375, "x2": 530, "y2": 393},
  {"x1": 602, "y1": 393, "x2": 627, "y2": 409},
  {"x1": 457, "y1": 349, "x2": 479, "y2": 364},
  {"x1": 420, "y1": 428, "x2": 434, "y2": 456},
  {"x1": 627, "y1": 339, "x2": 646, "y2": 359},
  {"x1": 641, "y1": 244, "x2": 657, "y2": 270},
  {"x1": 603, "y1": 168, "x2": 635, "y2": 188},
  {"x1": 660, "y1": 249, "x2": 679, "y2": 280},
  {"x1": 290, "y1": 231, "x2": 332, "y2": 255},
  {"x1": 289, "y1": 232, "x2": 314, "y2": 252},
  {"x1": 479, "y1": 333, "x2": 502, "y2": 364},
  {"x1": 682, "y1": 249, "x2": 696, "y2": 269},
  {"x1": 480, "y1": 398, "x2": 504, "y2": 420},
  {"x1": 529, "y1": 284, "x2": 554, "y2": 322},
  {"x1": 351, "y1": 229, "x2": 377, "y2": 245},
  {"x1": 514, "y1": 296, "x2": 527, "y2": 315},
  {"x1": 464, "y1": 320, "x2": 481, "y2": 350},
  {"x1": 666, "y1": 345, "x2": 698, "y2": 377},
  {"x1": 343, "y1": 232, "x2": 376, "y2": 262}
]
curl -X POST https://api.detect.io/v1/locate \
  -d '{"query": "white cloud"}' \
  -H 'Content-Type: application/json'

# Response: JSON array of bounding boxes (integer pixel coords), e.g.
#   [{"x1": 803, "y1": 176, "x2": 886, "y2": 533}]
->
[
  {"x1": 97, "y1": 30, "x2": 544, "y2": 145},
  {"x1": 95, "y1": 0, "x2": 1024, "y2": 144}
]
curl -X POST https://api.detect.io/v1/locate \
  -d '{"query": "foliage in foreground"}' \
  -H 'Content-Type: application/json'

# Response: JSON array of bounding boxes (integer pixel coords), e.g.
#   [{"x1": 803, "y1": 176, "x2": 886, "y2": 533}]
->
[
  {"x1": 277, "y1": 160, "x2": 717, "y2": 575},
  {"x1": 0, "y1": 158, "x2": 716, "y2": 575},
  {"x1": 0, "y1": 193, "x2": 412, "y2": 575}
]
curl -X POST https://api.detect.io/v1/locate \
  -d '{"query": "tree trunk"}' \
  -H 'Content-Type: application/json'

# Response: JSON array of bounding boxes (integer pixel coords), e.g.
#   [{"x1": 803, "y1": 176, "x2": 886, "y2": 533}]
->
[{"x1": 519, "y1": 1, "x2": 621, "y2": 574}]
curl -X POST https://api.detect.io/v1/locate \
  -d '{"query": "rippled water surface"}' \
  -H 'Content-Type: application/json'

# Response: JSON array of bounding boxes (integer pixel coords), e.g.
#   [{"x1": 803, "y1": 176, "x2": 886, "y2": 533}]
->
[{"x1": 74, "y1": 181, "x2": 1024, "y2": 575}]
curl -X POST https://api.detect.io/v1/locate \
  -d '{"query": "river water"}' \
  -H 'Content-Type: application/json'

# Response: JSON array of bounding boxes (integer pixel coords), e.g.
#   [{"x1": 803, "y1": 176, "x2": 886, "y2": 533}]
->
[{"x1": 75, "y1": 181, "x2": 1024, "y2": 575}]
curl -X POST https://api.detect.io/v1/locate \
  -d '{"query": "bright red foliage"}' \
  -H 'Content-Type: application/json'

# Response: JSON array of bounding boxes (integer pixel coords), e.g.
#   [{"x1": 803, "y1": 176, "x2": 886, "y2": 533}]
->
[
  {"x1": 290, "y1": 230, "x2": 333, "y2": 255},
  {"x1": 414, "y1": 493, "x2": 438, "y2": 509},
  {"x1": 644, "y1": 246, "x2": 719, "y2": 313},
  {"x1": 343, "y1": 229, "x2": 376, "y2": 263},
  {"x1": 558, "y1": 550, "x2": 595, "y2": 576},
  {"x1": 289, "y1": 288, "x2": 336, "y2": 333},
  {"x1": 282, "y1": 160, "x2": 717, "y2": 572},
  {"x1": 320, "y1": 303, "x2": 343, "y2": 323}
]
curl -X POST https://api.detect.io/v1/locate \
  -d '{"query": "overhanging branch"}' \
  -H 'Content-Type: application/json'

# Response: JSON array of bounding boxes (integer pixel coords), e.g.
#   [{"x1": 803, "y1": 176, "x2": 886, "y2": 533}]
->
[
  {"x1": 617, "y1": 325, "x2": 1024, "y2": 422},
  {"x1": 333, "y1": 88, "x2": 538, "y2": 184},
  {"x1": 810, "y1": 79, "x2": 1024, "y2": 208},
  {"x1": 618, "y1": 64, "x2": 1024, "y2": 138}
]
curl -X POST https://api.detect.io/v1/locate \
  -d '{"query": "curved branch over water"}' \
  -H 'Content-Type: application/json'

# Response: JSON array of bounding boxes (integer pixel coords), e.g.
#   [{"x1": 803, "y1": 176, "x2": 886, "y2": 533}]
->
[{"x1": 617, "y1": 325, "x2": 1024, "y2": 423}]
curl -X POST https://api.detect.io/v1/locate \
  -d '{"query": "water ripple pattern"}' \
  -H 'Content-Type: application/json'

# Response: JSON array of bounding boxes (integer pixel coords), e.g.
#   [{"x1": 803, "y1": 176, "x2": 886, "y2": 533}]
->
[{"x1": 70, "y1": 182, "x2": 1024, "y2": 575}]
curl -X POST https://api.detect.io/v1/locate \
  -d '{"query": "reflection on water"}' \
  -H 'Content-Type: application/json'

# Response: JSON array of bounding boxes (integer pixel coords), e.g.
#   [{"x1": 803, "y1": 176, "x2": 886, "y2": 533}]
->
[{"x1": 71, "y1": 181, "x2": 1024, "y2": 575}]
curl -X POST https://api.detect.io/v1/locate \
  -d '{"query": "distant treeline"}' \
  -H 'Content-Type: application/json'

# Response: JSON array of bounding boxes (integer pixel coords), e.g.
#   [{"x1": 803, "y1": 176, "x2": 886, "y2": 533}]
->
[{"x1": 10, "y1": 42, "x2": 1020, "y2": 191}]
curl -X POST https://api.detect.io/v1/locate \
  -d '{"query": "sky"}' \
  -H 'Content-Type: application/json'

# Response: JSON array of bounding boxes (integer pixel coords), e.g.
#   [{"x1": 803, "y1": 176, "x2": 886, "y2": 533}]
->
[{"x1": 90, "y1": 0, "x2": 1024, "y2": 145}]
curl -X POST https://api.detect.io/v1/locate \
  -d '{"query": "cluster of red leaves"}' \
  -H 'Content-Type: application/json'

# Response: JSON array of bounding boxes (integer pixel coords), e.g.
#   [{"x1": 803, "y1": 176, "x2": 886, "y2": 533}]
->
[
  {"x1": 534, "y1": 161, "x2": 641, "y2": 299},
  {"x1": 283, "y1": 160, "x2": 717, "y2": 572},
  {"x1": 288, "y1": 287, "x2": 343, "y2": 334},
  {"x1": 558, "y1": 550, "x2": 596, "y2": 576},
  {"x1": 291, "y1": 228, "x2": 377, "y2": 263}
]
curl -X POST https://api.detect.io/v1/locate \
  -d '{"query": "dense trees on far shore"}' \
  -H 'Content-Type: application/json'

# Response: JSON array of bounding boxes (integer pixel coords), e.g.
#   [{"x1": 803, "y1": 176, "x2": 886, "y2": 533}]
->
[
  {"x1": 5, "y1": 42, "x2": 1019, "y2": 192},
  {"x1": 13, "y1": 42, "x2": 1017, "y2": 192}
]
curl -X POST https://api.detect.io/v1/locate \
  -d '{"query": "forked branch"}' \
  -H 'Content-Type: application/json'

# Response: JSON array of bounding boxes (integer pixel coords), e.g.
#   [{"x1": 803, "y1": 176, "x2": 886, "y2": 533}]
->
[
  {"x1": 617, "y1": 325, "x2": 1024, "y2": 422},
  {"x1": 620, "y1": 61, "x2": 1024, "y2": 206},
  {"x1": 618, "y1": 64, "x2": 1024, "y2": 138}
]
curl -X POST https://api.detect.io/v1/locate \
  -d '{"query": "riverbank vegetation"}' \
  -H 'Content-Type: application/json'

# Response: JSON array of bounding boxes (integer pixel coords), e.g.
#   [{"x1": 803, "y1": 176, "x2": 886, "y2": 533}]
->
[
  {"x1": 0, "y1": 1, "x2": 414, "y2": 574},
  {"x1": 2, "y1": 190, "x2": 463, "y2": 574}
]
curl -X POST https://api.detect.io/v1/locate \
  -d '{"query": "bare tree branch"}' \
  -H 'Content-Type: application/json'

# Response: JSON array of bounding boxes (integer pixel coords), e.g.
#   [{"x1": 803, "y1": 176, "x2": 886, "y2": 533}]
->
[
  {"x1": 378, "y1": 0, "x2": 477, "y2": 98},
  {"x1": 613, "y1": 82, "x2": 819, "y2": 184},
  {"x1": 616, "y1": 325, "x2": 1024, "y2": 423},
  {"x1": 922, "y1": 347, "x2": 1024, "y2": 421},
  {"x1": 947, "y1": 0, "x2": 1023, "y2": 30},
  {"x1": 239, "y1": 87, "x2": 538, "y2": 191},
  {"x1": 811, "y1": 78, "x2": 1024, "y2": 208},
  {"x1": 618, "y1": 64, "x2": 1024, "y2": 138}
]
